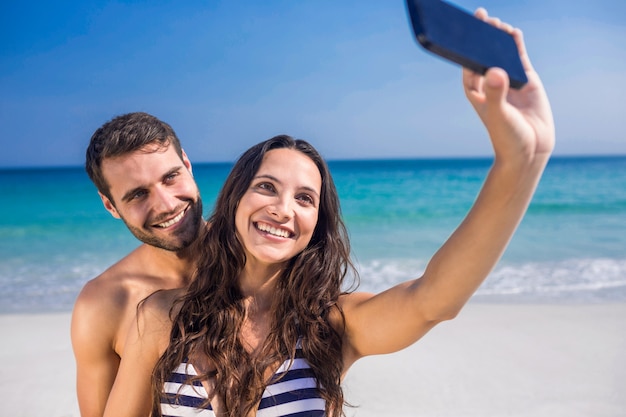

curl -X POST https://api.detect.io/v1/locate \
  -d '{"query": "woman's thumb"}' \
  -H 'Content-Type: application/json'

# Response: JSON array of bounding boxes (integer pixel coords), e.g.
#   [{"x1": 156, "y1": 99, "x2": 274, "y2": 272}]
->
[{"x1": 484, "y1": 67, "x2": 509, "y2": 106}]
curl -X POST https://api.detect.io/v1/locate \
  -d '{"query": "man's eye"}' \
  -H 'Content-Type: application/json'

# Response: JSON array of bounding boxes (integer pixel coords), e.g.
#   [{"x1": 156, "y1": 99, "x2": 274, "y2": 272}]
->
[{"x1": 132, "y1": 190, "x2": 147, "y2": 200}]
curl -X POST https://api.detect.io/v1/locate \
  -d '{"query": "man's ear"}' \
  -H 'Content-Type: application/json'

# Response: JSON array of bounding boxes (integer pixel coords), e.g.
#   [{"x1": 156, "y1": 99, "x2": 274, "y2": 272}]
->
[
  {"x1": 99, "y1": 192, "x2": 121, "y2": 219},
  {"x1": 181, "y1": 149, "x2": 193, "y2": 175}
]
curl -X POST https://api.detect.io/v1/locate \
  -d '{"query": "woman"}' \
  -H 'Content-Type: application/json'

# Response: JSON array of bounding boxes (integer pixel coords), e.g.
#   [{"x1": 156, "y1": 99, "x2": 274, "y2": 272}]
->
[{"x1": 104, "y1": 9, "x2": 554, "y2": 417}]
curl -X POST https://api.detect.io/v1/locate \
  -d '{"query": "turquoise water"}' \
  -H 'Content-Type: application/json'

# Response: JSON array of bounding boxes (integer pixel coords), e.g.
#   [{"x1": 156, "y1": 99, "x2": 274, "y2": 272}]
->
[{"x1": 1, "y1": 156, "x2": 625, "y2": 313}]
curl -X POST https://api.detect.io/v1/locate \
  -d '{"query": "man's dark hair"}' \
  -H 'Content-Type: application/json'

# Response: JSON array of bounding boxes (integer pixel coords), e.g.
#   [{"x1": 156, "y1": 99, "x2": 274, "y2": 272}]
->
[{"x1": 85, "y1": 112, "x2": 184, "y2": 201}]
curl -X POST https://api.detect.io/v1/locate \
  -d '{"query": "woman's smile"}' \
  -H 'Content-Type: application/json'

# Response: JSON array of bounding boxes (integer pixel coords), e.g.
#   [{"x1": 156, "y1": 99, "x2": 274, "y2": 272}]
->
[
  {"x1": 235, "y1": 148, "x2": 321, "y2": 266},
  {"x1": 254, "y1": 221, "x2": 294, "y2": 239}
]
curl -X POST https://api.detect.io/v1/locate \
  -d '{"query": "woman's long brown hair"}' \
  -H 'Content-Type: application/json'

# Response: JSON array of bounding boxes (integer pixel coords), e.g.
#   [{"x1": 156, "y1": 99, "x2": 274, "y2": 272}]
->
[{"x1": 152, "y1": 135, "x2": 357, "y2": 416}]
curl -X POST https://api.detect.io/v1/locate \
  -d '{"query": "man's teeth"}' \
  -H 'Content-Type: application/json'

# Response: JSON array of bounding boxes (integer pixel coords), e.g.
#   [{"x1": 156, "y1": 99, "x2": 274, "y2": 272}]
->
[
  {"x1": 257, "y1": 222, "x2": 290, "y2": 238},
  {"x1": 157, "y1": 210, "x2": 185, "y2": 228}
]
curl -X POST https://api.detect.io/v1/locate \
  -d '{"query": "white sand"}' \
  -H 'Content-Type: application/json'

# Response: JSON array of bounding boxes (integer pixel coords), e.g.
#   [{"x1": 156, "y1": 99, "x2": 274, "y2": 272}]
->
[
  {"x1": 343, "y1": 303, "x2": 626, "y2": 417},
  {"x1": 0, "y1": 312, "x2": 79, "y2": 417},
  {"x1": 1, "y1": 303, "x2": 625, "y2": 417}
]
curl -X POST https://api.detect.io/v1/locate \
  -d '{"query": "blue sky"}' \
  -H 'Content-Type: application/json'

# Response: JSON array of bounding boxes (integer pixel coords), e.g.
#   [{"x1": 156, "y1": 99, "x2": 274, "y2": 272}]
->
[{"x1": 1, "y1": 0, "x2": 625, "y2": 168}]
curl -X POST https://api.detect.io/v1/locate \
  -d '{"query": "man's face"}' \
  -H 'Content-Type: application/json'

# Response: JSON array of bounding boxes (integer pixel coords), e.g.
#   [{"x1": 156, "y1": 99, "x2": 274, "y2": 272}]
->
[{"x1": 99, "y1": 143, "x2": 203, "y2": 251}]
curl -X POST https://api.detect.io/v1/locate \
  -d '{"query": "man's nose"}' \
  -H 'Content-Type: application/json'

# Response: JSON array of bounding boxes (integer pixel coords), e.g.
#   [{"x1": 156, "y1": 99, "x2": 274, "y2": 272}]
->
[{"x1": 152, "y1": 186, "x2": 179, "y2": 213}]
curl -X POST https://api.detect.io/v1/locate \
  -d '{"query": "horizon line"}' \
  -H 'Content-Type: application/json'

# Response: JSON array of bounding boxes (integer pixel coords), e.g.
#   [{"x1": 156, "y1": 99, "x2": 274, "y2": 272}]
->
[{"x1": 1, "y1": 152, "x2": 626, "y2": 172}]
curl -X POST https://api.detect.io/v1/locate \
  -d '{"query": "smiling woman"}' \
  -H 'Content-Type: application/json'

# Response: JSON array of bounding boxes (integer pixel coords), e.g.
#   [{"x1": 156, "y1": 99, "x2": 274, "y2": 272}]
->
[
  {"x1": 104, "y1": 135, "x2": 350, "y2": 417},
  {"x1": 235, "y1": 147, "x2": 322, "y2": 268},
  {"x1": 102, "y1": 10, "x2": 556, "y2": 417}
]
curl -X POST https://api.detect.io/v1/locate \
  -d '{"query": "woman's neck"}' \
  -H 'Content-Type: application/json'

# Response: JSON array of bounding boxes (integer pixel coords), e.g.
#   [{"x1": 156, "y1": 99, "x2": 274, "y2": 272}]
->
[
  {"x1": 239, "y1": 259, "x2": 283, "y2": 298},
  {"x1": 238, "y1": 266, "x2": 283, "y2": 354}
]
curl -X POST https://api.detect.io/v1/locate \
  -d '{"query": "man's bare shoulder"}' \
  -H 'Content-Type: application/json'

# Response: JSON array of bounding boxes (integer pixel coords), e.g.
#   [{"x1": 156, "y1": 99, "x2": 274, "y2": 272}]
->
[
  {"x1": 138, "y1": 287, "x2": 186, "y2": 323},
  {"x1": 74, "y1": 243, "x2": 183, "y2": 311},
  {"x1": 74, "y1": 247, "x2": 148, "y2": 311},
  {"x1": 71, "y1": 244, "x2": 179, "y2": 354}
]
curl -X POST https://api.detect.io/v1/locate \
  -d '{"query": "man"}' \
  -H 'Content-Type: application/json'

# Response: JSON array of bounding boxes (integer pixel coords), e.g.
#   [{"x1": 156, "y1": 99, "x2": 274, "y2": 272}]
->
[{"x1": 70, "y1": 112, "x2": 206, "y2": 417}]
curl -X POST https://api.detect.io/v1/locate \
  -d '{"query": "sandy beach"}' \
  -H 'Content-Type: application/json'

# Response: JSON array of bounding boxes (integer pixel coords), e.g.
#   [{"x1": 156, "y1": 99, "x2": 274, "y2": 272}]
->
[{"x1": 1, "y1": 303, "x2": 624, "y2": 417}]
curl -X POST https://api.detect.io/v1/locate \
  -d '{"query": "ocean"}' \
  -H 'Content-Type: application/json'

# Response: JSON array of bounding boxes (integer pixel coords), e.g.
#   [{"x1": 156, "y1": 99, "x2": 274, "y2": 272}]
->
[{"x1": 1, "y1": 156, "x2": 625, "y2": 313}]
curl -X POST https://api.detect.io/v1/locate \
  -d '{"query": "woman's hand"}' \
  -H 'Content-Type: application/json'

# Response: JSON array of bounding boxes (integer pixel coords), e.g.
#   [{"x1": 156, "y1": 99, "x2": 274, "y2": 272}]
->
[{"x1": 463, "y1": 8, "x2": 555, "y2": 166}]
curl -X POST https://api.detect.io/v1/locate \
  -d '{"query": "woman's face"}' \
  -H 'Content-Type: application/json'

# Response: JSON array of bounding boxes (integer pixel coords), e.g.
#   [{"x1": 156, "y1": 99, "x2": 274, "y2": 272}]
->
[{"x1": 235, "y1": 148, "x2": 322, "y2": 268}]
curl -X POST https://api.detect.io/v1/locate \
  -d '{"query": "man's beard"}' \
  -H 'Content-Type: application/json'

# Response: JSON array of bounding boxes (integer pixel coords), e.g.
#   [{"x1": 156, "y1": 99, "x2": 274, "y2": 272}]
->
[{"x1": 123, "y1": 197, "x2": 203, "y2": 252}]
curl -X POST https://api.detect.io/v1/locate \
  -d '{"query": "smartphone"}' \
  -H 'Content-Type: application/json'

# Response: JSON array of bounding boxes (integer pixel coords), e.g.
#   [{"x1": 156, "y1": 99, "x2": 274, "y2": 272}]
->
[{"x1": 405, "y1": 0, "x2": 528, "y2": 89}]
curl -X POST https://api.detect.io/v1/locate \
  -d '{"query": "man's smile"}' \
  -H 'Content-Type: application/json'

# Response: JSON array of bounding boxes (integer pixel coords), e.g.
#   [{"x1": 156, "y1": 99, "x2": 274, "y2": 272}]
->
[{"x1": 153, "y1": 206, "x2": 188, "y2": 228}]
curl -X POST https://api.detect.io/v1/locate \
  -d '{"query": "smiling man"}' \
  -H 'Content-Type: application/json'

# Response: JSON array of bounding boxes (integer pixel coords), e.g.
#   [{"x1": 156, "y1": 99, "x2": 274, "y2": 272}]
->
[{"x1": 70, "y1": 112, "x2": 206, "y2": 417}]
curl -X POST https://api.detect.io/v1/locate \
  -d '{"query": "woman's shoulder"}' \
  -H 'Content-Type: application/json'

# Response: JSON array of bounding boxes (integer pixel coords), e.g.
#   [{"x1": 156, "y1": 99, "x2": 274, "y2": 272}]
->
[
  {"x1": 337, "y1": 291, "x2": 375, "y2": 310},
  {"x1": 329, "y1": 291, "x2": 376, "y2": 330}
]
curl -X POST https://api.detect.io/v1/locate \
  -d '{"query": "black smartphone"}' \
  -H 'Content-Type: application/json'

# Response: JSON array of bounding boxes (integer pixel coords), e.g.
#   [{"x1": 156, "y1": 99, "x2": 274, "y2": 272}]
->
[{"x1": 405, "y1": 0, "x2": 528, "y2": 89}]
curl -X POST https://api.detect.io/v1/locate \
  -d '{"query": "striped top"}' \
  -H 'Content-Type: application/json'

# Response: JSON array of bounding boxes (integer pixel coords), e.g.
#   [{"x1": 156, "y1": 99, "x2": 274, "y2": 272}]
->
[{"x1": 160, "y1": 342, "x2": 326, "y2": 417}]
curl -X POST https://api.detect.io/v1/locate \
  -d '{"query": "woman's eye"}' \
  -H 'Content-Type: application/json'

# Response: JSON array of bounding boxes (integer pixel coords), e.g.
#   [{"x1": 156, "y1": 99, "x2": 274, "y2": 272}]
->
[
  {"x1": 297, "y1": 194, "x2": 314, "y2": 205},
  {"x1": 257, "y1": 182, "x2": 275, "y2": 192}
]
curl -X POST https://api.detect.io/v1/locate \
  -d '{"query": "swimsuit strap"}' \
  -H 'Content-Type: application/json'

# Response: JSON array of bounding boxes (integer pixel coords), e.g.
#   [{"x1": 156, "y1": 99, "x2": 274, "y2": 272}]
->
[{"x1": 161, "y1": 341, "x2": 326, "y2": 417}]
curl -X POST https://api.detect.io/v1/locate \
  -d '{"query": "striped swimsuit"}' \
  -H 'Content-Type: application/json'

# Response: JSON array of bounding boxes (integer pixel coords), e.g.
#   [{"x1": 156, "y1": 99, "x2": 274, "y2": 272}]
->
[{"x1": 161, "y1": 341, "x2": 326, "y2": 417}]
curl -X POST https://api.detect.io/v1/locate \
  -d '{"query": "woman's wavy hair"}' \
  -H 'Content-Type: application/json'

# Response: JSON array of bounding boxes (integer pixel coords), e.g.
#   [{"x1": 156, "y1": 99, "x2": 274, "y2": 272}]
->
[{"x1": 152, "y1": 135, "x2": 358, "y2": 416}]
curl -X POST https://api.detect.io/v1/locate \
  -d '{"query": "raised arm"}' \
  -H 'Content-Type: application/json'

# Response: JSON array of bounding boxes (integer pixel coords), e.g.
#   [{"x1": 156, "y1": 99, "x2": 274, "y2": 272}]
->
[{"x1": 340, "y1": 9, "x2": 555, "y2": 364}]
